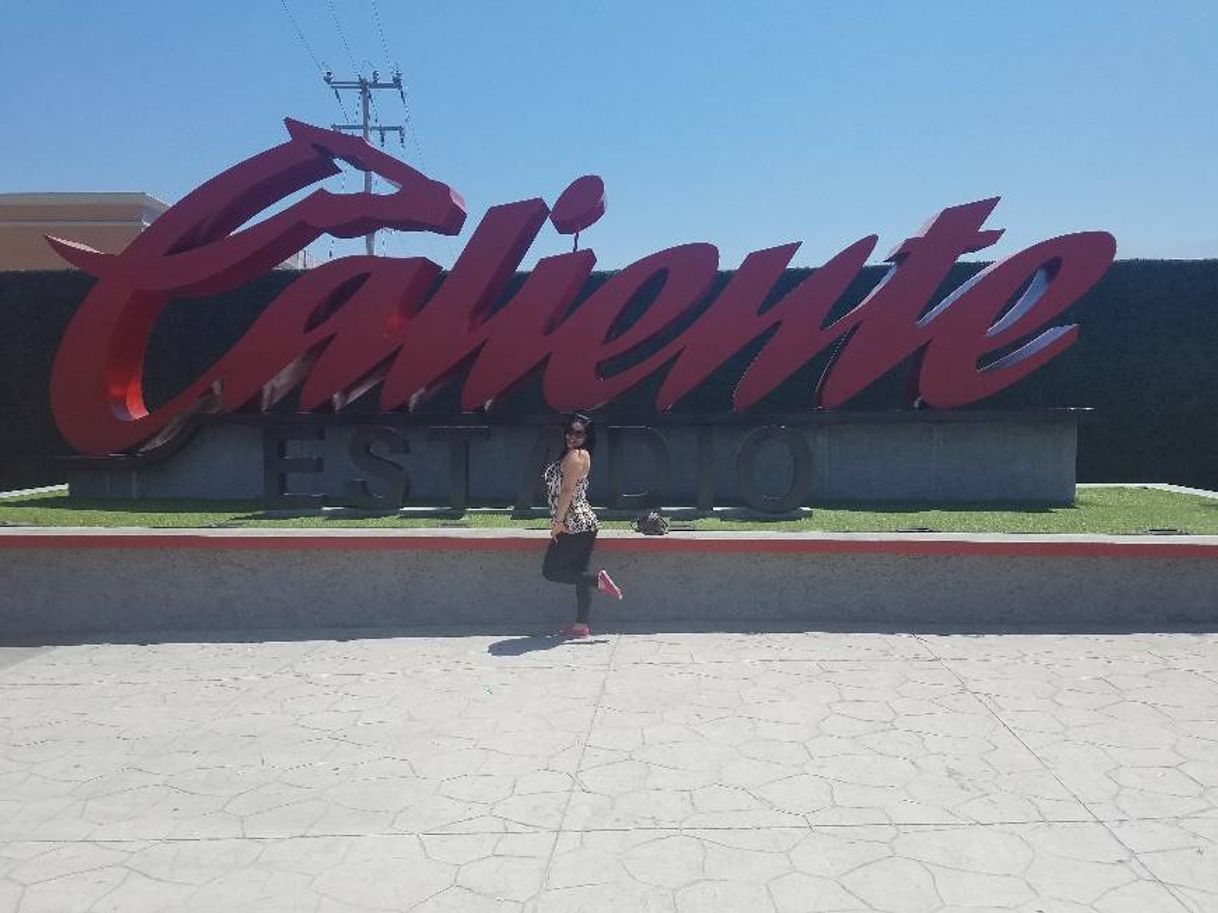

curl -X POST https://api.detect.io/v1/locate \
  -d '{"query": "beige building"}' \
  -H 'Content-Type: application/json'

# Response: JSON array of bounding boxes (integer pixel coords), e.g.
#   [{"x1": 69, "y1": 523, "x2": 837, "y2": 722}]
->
[
  {"x1": 0, "y1": 193, "x2": 168, "y2": 270},
  {"x1": 0, "y1": 192, "x2": 310, "y2": 270}
]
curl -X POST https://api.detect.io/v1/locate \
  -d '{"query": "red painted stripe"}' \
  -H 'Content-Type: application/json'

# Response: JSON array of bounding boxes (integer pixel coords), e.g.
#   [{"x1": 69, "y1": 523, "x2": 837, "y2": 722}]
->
[
  {"x1": 0, "y1": 533, "x2": 1215, "y2": 559},
  {"x1": 598, "y1": 537, "x2": 1218, "y2": 559}
]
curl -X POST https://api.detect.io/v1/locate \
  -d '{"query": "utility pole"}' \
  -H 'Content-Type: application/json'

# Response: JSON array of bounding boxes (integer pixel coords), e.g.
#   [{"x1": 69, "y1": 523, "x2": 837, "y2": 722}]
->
[{"x1": 325, "y1": 70, "x2": 407, "y2": 255}]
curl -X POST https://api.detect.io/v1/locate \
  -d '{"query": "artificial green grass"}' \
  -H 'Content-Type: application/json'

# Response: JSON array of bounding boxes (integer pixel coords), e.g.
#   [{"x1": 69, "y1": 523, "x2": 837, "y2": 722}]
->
[{"x1": 1, "y1": 487, "x2": 1215, "y2": 535}]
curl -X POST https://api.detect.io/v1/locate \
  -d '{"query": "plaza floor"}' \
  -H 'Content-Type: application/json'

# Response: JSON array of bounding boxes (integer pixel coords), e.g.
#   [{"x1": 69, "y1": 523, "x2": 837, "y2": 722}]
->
[{"x1": 1, "y1": 628, "x2": 1216, "y2": 912}]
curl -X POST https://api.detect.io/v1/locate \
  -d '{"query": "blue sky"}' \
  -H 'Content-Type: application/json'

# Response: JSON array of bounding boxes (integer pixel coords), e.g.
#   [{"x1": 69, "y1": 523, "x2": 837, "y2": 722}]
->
[{"x1": 2, "y1": 0, "x2": 1215, "y2": 269}]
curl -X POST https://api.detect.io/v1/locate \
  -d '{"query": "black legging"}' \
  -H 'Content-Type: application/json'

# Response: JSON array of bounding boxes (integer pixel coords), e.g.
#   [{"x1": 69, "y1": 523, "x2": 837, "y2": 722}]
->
[{"x1": 542, "y1": 531, "x2": 598, "y2": 622}]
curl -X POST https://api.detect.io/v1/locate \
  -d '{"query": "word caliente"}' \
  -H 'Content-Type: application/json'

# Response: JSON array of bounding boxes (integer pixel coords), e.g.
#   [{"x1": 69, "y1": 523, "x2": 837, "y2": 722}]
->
[{"x1": 49, "y1": 119, "x2": 1116, "y2": 456}]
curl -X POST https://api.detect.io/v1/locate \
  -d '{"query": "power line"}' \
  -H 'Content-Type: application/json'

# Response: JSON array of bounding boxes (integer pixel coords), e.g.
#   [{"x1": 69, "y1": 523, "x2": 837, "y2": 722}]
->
[
  {"x1": 327, "y1": 165, "x2": 346, "y2": 261},
  {"x1": 370, "y1": 0, "x2": 393, "y2": 68},
  {"x1": 280, "y1": 2, "x2": 450, "y2": 265},
  {"x1": 327, "y1": 0, "x2": 360, "y2": 73},
  {"x1": 396, "y1": 77, "x2": 428, "y2": 173},
  {"x1": 279, "y1": 0, "x2": 326, "y2": 75},
  {"x1": 278, "y1": 0, "x2": 355, "y2": 122},
  {"x1": 326, "y1": 72, "x2": 407, "y2": 255},
  {"x1": 360, "y1": 0, "x2": 424, "y2": 170}
]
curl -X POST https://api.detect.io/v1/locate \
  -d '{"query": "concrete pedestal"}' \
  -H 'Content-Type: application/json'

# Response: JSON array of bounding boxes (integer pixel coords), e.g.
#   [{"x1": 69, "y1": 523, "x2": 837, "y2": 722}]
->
[{"x1": 66, "y1": 411, "x2": 1083, "y2": 508}]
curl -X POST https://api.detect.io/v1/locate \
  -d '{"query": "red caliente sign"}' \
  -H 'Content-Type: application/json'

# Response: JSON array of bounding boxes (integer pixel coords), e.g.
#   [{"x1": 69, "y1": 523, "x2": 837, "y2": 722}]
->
[{"x1": 49, "y1": 119, "x2": 1116, "y2": 456}]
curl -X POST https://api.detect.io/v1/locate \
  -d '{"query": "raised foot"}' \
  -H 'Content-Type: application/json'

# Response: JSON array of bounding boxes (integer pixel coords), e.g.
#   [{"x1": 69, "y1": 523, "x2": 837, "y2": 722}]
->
[{"x1": 597, "y1": 569, "x2": 623, "y2": 600}]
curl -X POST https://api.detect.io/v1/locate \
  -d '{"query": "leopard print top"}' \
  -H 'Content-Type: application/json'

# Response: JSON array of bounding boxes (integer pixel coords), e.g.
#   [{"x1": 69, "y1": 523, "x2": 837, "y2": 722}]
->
[{"x1": 544, "y1": 455, "x2": 599, "y2": 534}]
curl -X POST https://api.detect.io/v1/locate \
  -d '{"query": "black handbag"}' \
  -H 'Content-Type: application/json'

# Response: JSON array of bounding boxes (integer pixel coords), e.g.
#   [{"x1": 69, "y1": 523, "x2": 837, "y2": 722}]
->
[{"x1": 631, "y1": 509, "x2": 670, "y2": 536}]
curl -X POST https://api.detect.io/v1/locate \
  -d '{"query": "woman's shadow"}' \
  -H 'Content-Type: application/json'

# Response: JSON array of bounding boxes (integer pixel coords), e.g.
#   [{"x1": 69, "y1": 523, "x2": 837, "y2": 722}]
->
[{"x1": 487, "y1": 634, "x2": 609, "y2": 656}]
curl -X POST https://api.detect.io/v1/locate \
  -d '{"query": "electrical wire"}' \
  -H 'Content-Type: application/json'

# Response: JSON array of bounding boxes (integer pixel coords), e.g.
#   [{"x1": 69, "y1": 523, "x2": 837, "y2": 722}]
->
[
  {"x1": 294, "y1": 0, "x2": 451, "y2": 265},
  {"x1": 397, "y1": 79, "x2": 427, "y2": 174},
  {"x1": 327, "y1": 0, "x2": 361, "y2": 74},
  {"x1": 370, "y1": 0, "x2": 393, "y2": 68},
  {"x1": 278, "y1": 0, "x2": 354, "y2": 122},
  {"x1": 328, "y1": 165, "x2": 346, "y2": 261},
  {"x1": 279, "y1": 0, "x2": 326, "y2": 76}
]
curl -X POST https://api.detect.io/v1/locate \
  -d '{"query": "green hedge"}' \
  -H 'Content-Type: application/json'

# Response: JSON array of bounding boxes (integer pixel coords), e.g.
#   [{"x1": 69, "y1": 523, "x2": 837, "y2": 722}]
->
[{"x1": 2, "y1": 259, "x2": 1215, "y2": 492}]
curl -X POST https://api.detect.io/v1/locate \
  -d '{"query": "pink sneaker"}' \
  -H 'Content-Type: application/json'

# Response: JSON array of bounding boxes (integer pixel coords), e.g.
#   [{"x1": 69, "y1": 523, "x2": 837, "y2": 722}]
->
[
  {"x1": 597, "y1": 569, "x2": 622, "y2": 600},
  {"x1": 560, "y1": 622, "x2": 590, "y2": 638}
]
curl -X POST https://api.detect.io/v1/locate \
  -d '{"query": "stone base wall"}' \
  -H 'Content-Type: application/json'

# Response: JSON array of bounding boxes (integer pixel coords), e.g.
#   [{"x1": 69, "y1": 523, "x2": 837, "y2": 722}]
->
[
  {"x1": 2, "y1": 531, "x2": 1214, "y2": 641},
  {"x1": 67, "y1": 412, "x2": 1081, "y2": 508}
]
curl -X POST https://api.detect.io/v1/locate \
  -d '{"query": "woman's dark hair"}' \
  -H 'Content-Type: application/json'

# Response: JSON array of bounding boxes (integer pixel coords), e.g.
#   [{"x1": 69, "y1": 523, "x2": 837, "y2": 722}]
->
[{"x1": 559, "y1": 412, "x2": 596, "y2": 458}]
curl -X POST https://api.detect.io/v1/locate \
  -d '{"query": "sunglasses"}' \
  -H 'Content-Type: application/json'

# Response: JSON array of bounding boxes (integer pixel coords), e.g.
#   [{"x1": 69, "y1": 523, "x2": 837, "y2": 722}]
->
[{"x1": 565, "y1": 413, "x2": 591, "y2": 439}]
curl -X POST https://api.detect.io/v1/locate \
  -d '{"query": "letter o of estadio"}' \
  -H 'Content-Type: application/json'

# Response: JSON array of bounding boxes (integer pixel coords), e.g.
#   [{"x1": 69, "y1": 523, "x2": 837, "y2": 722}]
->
[
  {"x1": 916, "y1": 231, "x2": 1116, "y2": 408},
  {"x1": 736, "y1": 426, "x2": 813, "y2": 514}
]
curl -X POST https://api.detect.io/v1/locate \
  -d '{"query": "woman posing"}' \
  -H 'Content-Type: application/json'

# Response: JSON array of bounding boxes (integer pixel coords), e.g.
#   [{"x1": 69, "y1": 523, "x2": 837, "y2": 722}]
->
[{"x1": 542, "y1": 413, "x2": 622, "y2": 638}]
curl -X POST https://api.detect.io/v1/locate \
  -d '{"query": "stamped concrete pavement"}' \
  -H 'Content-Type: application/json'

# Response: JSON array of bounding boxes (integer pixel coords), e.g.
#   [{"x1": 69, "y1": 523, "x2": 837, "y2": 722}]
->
[{"x1": 1, "y1": 629, "x2": 1216, "y2": 912}]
